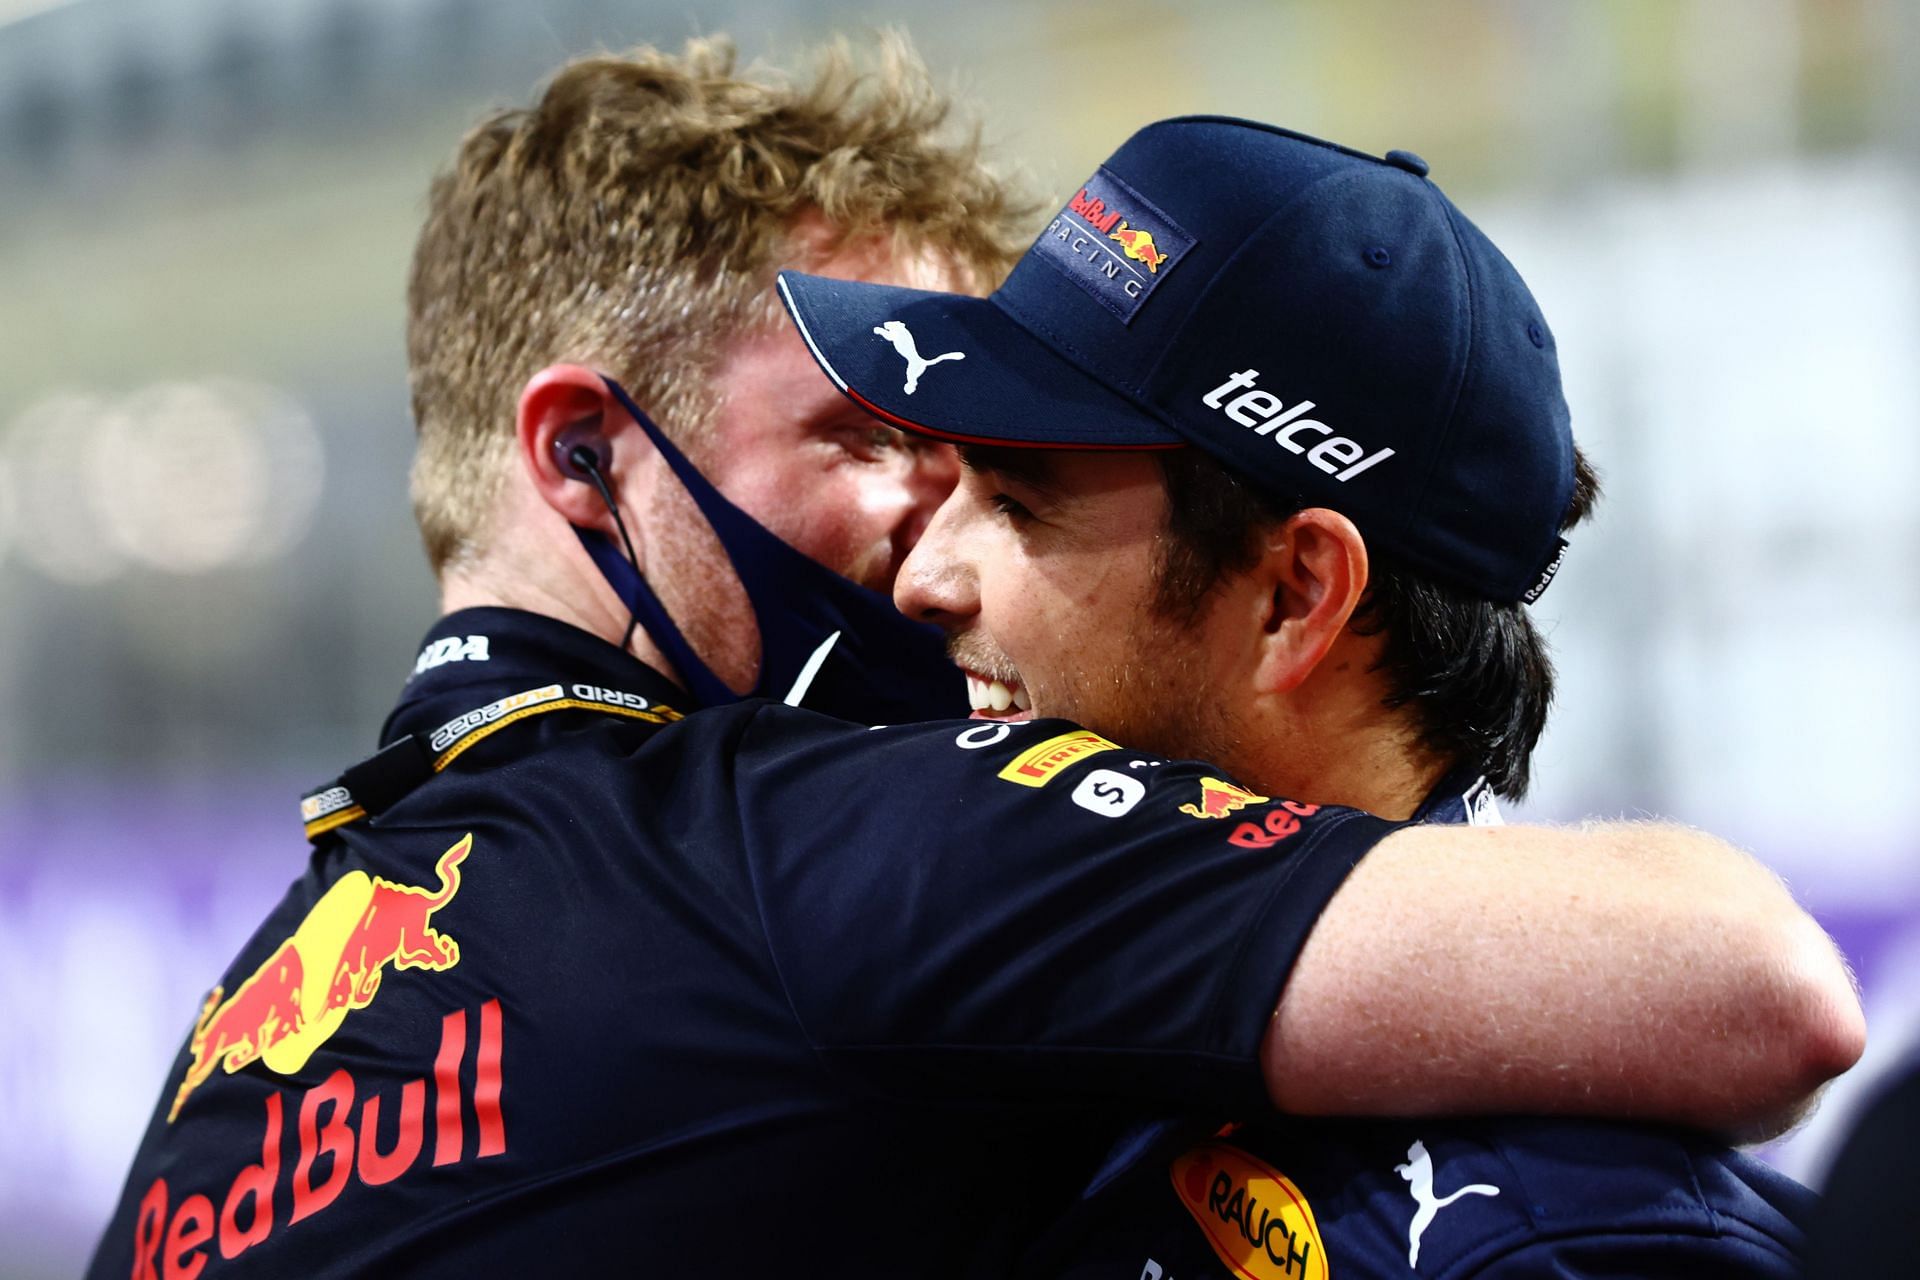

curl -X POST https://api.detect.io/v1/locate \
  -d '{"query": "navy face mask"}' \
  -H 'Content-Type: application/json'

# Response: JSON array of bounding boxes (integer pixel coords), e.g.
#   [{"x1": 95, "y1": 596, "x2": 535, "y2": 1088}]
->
[{"x1": 572, "y1": 377, "x2": 965, "y2": 725}]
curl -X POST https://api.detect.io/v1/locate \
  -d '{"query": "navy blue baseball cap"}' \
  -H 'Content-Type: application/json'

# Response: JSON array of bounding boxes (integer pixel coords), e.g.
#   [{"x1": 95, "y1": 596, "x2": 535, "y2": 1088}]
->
[{"x1": 777, "y1": 116, "x2": 1576, "y2": 604}]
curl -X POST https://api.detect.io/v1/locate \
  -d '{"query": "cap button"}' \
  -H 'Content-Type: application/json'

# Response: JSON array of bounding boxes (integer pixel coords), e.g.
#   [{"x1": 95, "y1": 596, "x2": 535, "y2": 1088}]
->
[{"x1": 1383, "y1": 149, "x2": 1430, "y2": 178}]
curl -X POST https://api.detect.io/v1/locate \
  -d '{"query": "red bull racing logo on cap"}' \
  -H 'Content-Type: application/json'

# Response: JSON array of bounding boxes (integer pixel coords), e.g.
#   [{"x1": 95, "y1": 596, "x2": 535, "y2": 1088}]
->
[
  {"x1": 169, "y1": 834, "x2": 472, "y2": 1122},
  {"x1": 1033, "y1": 167, "x2": 1195, "y2": 323}
]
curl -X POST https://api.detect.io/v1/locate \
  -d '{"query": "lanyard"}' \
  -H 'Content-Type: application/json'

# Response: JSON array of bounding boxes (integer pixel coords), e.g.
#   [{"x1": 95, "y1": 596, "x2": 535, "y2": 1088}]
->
[{"x1": 299, "y1": 679, "x2": 682, "y2": 842}]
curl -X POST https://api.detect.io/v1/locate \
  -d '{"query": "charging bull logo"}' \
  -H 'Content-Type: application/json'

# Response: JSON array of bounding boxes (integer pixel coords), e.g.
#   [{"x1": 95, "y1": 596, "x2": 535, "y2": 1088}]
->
[
  {"x1": 1109, "y1": 220, "x2": 1171, "y2": 273},
  {"x1": 1179, "y1": 777, "x2": 1269, "y2": 820},
  {"x1": 169, "y1": 834, "x2": 472, "y2": 1121},
  {"x1": 1037, "y1": 168, "x2": 1195, "y2": 320}
]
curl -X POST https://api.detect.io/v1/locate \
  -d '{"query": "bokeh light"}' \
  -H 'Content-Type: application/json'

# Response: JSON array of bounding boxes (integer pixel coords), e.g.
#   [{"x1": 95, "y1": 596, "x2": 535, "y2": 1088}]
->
[
  {"x1": 1, "y1": 379, "x2": 324, "y2": 582},
  {"x1": 2, "y1": 393, "x2": 128, "y2": 586},
  {"x1": 94, "y1": 379, "x2": 324, "y2": 574},
  {"x1": 0, "y1": 444, "x2": 15, "y2": 568}
]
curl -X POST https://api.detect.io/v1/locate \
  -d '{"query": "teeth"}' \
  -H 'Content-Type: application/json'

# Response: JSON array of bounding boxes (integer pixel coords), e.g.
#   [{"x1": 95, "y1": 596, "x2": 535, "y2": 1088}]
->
[
  {"x1": 963, "y1": 670, "x2": 1026, "y2": 715},
  {"x1": 966, "y1": 675, "x2": 989, "y2": 711}
]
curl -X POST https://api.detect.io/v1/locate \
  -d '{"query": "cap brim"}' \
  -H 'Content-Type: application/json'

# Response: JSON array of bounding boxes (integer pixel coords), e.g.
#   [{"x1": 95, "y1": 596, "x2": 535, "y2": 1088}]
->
[{"x1": 777, "y1": 272, "x2": 1182, "y2": 449}]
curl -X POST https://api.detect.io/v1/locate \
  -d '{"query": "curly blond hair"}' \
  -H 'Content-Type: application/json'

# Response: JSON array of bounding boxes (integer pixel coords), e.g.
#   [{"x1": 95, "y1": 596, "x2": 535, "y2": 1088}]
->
[{"x1": 406, "y1": 34, "x2": 1034, "y2": 574}]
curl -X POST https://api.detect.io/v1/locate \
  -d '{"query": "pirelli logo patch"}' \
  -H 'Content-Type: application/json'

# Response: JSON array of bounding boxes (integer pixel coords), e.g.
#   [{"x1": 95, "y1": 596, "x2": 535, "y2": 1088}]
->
[{"x1": 996, "y1": 730, "x2": 1119, "y2": 788}]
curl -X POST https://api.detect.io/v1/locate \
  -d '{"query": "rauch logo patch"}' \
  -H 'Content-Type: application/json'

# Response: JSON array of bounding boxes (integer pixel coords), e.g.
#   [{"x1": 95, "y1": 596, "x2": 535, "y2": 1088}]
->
[{"x1": 1171, "y1": 1142, "x2": 1328, "y2": 1280}]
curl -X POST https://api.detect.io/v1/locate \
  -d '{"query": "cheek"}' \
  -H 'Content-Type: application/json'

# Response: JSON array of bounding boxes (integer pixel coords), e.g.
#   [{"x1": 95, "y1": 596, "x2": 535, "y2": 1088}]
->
[
  {"x1": 980, "y1": 571, "x2": 1093, "y2": 668},
  {"x1": 750, "y1": 470, "x2": 902, "y2": 584},
  {"x1": 835, "y1": 469, "x2": 912, "y2": 528},
  {"x1": 1011, "y1": 560, "x2": 1161, "y2": 688},
  {"x1": 1041, "y1": 552, "x2": 1147, "y2": 625}
]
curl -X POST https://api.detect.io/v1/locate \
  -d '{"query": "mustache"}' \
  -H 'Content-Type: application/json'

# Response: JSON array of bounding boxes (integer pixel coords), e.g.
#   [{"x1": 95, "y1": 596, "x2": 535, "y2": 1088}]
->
[{"x1": 945, "y1": 632, "x2": 1021, "y2": 686}]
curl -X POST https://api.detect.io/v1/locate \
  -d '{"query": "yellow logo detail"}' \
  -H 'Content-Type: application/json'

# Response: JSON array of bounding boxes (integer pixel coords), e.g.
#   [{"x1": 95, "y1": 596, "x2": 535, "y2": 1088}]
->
[
  {"x1": 1109, "y1": 220, "x2": 1171, "y2": 273},
  {"x1": 996, "y1": 730, "x2": 1120, "y2": 787},
  {"x1": 1171, "y1": 1142, "x2": 1328, "y2": 1280},
  {"x1": 1178, "y1": 776, "x2": 1269, "y2": 820},
  {"x1": 169, "y1": 834, "x2": 471, "y2": 1121}
]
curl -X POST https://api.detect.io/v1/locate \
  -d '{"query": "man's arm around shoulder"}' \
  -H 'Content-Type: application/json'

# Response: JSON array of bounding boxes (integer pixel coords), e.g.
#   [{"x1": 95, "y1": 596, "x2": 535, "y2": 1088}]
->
[{"x1": 1264, "y1": 821, "x2": 1864, "y2": 1138}]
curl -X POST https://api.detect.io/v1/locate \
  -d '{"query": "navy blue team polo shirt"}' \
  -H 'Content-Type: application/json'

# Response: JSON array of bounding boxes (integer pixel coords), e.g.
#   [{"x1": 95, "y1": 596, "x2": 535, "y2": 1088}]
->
[
  {"x1": 1014, "y1": 775, "x2": 1816, "y2": 1279},
  {"x1": 87, "y1": 607, "x2": 1401, "y2": 1278}
]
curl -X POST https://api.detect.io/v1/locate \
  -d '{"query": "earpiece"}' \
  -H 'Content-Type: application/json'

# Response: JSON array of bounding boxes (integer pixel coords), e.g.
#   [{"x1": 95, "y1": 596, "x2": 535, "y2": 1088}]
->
[
  {"x1": 551, "y1": 414, "x2": 640, "y2": 651},
  {"x1": 553, "y1": 419, "x2": 611, "y2": 481}
]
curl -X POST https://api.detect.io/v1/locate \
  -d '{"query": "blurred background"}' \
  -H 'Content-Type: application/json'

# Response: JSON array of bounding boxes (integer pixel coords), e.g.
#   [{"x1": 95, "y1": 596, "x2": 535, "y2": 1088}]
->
[{"x1": 1, "y1": 0, "x2": 1915, "y2": 1272}]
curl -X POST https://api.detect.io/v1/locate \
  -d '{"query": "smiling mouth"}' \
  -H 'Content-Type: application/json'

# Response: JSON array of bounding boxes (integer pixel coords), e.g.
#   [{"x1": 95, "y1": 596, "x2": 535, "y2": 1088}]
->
[{"x1": 963, "y1": 669, "x2": 1033, "y2": 719}]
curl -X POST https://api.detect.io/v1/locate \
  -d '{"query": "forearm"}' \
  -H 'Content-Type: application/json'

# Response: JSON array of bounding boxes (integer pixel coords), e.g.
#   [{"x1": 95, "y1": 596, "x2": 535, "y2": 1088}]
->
[{"x1": 1262, "y1": 820, "x2": 1864, "y2": 1136}]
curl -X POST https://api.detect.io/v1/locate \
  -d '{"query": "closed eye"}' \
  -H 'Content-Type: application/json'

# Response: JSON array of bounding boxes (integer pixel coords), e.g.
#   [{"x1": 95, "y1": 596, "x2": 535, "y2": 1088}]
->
[
  {"x1": 988, "y1": 492, "x2": 1033, "y2": 523},
  {"x1": 835, "y1": 424, "x2": 911, "y2": 463}
]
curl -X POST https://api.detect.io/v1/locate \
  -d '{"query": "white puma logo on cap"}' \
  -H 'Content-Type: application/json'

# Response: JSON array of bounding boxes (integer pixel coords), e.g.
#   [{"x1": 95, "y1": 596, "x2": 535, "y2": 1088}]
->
[{"x1": 873, "y1": 320, "x2": 965, "y2": 394}]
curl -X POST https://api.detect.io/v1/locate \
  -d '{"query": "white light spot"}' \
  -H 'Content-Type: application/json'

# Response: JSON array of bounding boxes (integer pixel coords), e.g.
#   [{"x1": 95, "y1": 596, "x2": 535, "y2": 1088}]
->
[
  {"x1": 1, "y1": 393, "x2": 128, "y2": 584},
  {"x1": 93, "y1": 380, "x2": 323, "y2": 574},
  {"x1": 0, "y1": 447, "x2": 14, "y2": 568},
  {"x1": 2, "y1": 380, "x2": 325, "y2": 583}
]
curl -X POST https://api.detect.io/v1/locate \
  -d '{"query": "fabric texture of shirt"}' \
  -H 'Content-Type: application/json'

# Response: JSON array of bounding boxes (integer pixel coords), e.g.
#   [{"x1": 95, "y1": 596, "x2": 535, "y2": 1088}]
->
[
  {"x1": 1014, "y1": 774, "x2": 1816, "y2": 1279},
  {"x1": 86, "y1": 607, "x2": 1398, "y2": 1278}
]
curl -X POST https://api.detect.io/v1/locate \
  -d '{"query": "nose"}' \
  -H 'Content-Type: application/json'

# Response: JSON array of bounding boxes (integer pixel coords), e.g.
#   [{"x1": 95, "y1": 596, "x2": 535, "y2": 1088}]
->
[
  {"x1": 890, "y1": 441, "x2": 962, "y2": 566},
  {"x1": 894, "y1": 483, "x2": 978, "y2": 629}
]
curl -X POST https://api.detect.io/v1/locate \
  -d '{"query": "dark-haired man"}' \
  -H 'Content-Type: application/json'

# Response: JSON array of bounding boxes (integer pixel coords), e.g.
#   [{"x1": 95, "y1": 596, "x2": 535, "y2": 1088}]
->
[{"x1": 781, "y1": 117, "x2": 1831, "y2": 1274}]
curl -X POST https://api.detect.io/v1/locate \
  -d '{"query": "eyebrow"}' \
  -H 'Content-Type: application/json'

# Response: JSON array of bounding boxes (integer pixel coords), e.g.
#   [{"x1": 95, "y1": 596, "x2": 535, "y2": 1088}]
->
[{"x1": 959, "y1": 445, "x2": 1063, "y2": 500}]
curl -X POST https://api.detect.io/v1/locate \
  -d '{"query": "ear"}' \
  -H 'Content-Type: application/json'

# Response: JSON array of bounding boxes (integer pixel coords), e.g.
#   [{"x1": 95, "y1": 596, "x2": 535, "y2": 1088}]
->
[
  {"x1": 1251, "y1": 508, "x2": 1370, "y2": 695},
  {"x1": 516, "y1": 363, "x2": 630, "y2": 528}
]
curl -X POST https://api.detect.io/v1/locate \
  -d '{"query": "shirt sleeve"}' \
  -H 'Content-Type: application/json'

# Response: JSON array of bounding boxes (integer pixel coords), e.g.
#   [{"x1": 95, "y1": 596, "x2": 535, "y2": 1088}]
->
[
  {"x1": 1472, "y1": 1233, "x2": 1808, "y2": 1279},
  {"x1": 732, "y1": 708, "x2": 1399, "y2": 1112}
]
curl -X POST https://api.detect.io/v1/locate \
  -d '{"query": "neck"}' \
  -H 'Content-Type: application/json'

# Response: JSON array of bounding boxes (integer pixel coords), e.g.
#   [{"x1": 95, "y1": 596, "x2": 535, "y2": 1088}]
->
[
  {"x1": 1248, "y1": 721, "x2": 1449, "y2": 821},
  {"x1": 1234, "y1": 639, "x2": 1451, "y2": 821},
  {"x1": 436, "y1": 447, "x2": 760, "y2": 698},
  {"x1": 438, "y1": 539, "x2": 683, "y2": 691}
]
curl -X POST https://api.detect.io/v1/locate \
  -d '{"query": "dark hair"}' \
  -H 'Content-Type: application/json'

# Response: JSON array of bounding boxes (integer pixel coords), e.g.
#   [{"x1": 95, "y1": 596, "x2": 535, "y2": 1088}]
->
[{"x1": 1154, "y1": 447, "x2": 1601, "y2": 799}]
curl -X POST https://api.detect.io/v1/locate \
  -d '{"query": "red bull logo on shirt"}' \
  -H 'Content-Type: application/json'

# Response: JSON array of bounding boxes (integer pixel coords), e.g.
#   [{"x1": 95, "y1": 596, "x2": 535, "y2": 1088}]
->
[
  {"x1": 1178, "y1": 777, "x2": 1268, "y2": 820},
  {"x1": 133, "y1": 1000, "x2": 506, "y2": 1277},
  {"x1": 1228, "y1": 801, "x2": 1323, "y2": 851},
  {"x1": 170, "y1": 834, "x2": 473, "y2": 1122},
  {"x1": 1171, "y1": 1142, "x2": 1328, "y2": 1280}
]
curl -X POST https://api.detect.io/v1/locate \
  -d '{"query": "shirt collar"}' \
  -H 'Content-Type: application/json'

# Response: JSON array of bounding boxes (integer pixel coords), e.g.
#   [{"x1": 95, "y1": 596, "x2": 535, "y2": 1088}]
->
[
  {"x1": 381, "y1": 607, "x2": 687, "y2": 747},
  {"x1": 383, "y1": 610, "x2": 1504, "y2": 825},
  {"x1": 1411, "y1": 764, "x2": 1504, "y2": 827}
]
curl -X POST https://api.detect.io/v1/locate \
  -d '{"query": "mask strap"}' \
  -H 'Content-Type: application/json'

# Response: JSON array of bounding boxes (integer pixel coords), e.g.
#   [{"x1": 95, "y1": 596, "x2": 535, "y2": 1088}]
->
[
  {"x1": 603, "y1": 378, "x2": 741, "y2": 526},
  {"x1": 572, "y1": 527, "x2": 739, "y2": 708}
]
